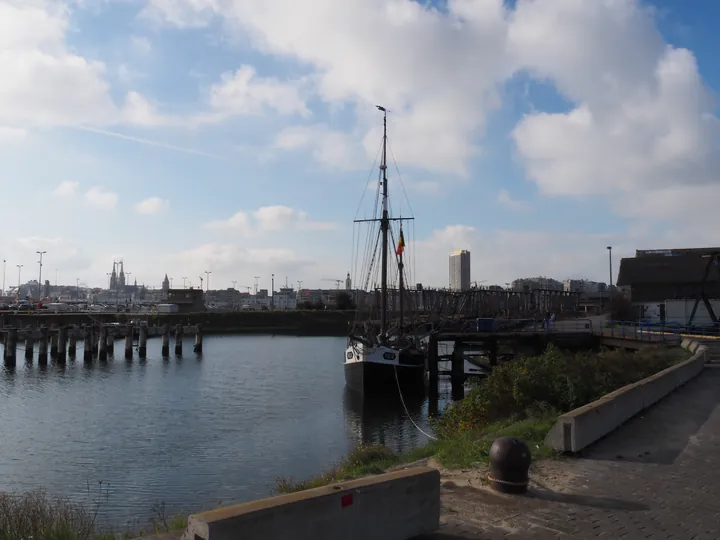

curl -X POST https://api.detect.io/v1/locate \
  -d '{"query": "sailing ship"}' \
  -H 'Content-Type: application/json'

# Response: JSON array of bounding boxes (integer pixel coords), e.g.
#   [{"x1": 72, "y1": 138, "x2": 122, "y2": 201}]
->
[{"x1": 344, "y1": 106, "x2": 426, "y2": 395}]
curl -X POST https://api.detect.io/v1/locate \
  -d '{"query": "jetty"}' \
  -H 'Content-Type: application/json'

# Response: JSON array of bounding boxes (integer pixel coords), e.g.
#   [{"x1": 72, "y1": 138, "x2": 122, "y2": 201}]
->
[{"x1": 0, "y1": 323, "x2": 203, "y2": 366}]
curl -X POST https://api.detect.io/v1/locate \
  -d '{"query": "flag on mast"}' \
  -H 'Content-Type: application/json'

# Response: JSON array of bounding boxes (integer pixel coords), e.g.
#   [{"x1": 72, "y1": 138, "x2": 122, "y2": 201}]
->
[{"x1": 396, "y1": 228, "x2": 405, "y2": 255}]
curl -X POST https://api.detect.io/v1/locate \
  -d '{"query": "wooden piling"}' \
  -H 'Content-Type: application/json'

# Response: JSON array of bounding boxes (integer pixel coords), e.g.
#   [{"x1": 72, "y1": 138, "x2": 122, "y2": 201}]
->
[
  {"x1": 161, "y1": 324, "x2": 170, "y2": 358},
  {"x1": 50, "y1": 329, "x2": 59, "y2": 359},
  {"x1": 91, "y1": 327, "x2": 99, "y2": 357},
  {"x1": 174, "y1": 324, "x2": 183, "y2": 357},
  {"x1": 138, "y1": 325, "x2": 147, "y2": 359},
  {"x1": 488, "y1": 337, "x2": 498, "y2": 367},
  {"x1": 4, "y1": 328, "x2": 17, "y2": 366},
  {"x1": 451, "y1": 340, "x2": 465, "y2": 401},
  {"x1": 67, "y1": 328, "x2": 76, "y2": 358},
  {"x1": 193, "y1": 325, "x2": 203, "y2": 355},
  {"x1": 57, "y1": 326, "x2": 67, "y2": 364},
  {"x1": 124, "y1": 325, "x2": 133, "y2": 360},
  {"x1": 24, "y1": 337, "x2": 33, "y2": 361},
  {"x1": 83, "y1": 329, "x2": 93, "y2": 363},
  {"x1": 38, "y1": 326, "x2": 49, "y2": 364},
  {"x1": 98, "y1": 326, "x2": 108, "y2": 361},
  {"x1": 427, "y1": 335, "x2": 439, "y2": 381},
  {"x1": 107, "y1": 331, "x2": 114, "y2": 356}
]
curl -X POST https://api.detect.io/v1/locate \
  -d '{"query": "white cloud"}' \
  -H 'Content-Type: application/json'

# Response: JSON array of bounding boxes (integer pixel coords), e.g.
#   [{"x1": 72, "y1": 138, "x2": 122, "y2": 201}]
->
[
  {"x1": 131, "y1": 35, "x2": 152, "y2": 55},
  {"x1": 134, "y1": 197, "x2": 170, "y2": 215},
  {"x1": 144, "y1": 0, "x2": 720, "y2": 207},
  {"x1": 509, "y1": 0, "x2": 719, "y2": 201},
  {"x1": 205, "y1": 205, "x2": 335, "y2": 235},
  {"x1": 0, "y1": 1, "x2": 116, "y2": 129},
  {"x1": 121, "y1": 91, "x2": 170, "y2": 127},
  {"x1": 0, "y1": 125, "x2": 27, "y2": 141},
  {"x1": 497, "y1": 189, "x2": 529, "y2": 211},
  {"x1": 273, "y1": 125, "x2": 362, "y2": 170},
  {"x1": 144, "y1": 0, "x2": 513, "y2": 175},
  {"x1": 84, "y1": 187, "x2": 118, "y2": 210},
  {"x1": 410, "y1": 224, "x2": 640, "y2": 288},
  {"x1": 209, "y1": 66, "x2": 310, "y2": 117},
  {"x1": 54, "y1": 180, "x2": 79, "y2": 199}
]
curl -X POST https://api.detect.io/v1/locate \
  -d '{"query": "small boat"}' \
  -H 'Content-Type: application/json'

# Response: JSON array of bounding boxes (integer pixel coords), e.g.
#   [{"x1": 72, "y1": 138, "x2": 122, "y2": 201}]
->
[{"x1": 345, "y1": 106, "x2": 425, "y2": 395}]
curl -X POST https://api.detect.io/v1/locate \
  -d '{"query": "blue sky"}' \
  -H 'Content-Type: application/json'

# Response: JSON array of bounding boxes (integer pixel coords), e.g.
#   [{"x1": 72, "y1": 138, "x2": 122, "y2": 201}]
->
[{"x1": 0, "y1": 0, "x2": 718, "y2": 290}]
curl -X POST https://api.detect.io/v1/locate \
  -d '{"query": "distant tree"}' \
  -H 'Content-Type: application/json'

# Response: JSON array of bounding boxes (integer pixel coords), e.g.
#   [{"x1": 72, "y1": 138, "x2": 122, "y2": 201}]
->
[{"x1": 335, "y1": 292, "x2": 356, "y2": 310}]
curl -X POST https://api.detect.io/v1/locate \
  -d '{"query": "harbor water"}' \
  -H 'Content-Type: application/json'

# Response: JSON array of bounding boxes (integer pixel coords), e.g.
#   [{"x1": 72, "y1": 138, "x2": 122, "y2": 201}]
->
[{"x1": 0, "y1": 335, "x2": 460, "y2": 527}]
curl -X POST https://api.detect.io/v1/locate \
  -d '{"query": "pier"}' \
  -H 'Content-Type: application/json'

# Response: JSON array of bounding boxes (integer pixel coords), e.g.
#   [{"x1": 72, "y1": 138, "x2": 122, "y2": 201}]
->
[{"x1": 0, "y1": 323, "x2": 203, "y2": 366}]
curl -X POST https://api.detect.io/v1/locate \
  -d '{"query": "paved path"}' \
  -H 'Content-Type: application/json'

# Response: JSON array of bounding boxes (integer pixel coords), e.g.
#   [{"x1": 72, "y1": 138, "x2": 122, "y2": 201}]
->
[{"x1": 417, "y1": 366, "x2": 720, "y2": 539}]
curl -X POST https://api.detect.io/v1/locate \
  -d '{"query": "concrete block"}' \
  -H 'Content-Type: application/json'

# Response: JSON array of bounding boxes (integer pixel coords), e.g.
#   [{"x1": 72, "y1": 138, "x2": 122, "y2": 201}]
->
[
  {"x1": 545, "y1": 341, "x2": 706, "y2": 452},
  {"x1": 182, "y1": 467, "x2": 440, "y2": 540}
]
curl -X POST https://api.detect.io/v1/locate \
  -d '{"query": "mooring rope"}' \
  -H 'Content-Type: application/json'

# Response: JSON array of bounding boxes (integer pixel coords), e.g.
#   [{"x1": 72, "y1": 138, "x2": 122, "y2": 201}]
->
[{"x1": 393, "y1": 363, "x2": 438, "y2": 441}]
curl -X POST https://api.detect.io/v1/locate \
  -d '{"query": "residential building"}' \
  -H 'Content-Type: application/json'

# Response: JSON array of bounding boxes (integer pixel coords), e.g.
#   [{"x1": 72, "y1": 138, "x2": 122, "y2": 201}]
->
[{"x1": 449, "y1": 250, "x2": 471, "y2": 291}]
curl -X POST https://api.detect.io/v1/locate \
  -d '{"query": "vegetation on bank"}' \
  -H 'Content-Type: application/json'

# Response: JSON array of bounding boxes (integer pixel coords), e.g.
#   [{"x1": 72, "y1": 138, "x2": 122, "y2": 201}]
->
[
  {"x1": 277, "y1": 345, "x2": 686, "y2": 493},
  {"x1": 0, "y1": 489, "x2": 186, "y2": 540}
]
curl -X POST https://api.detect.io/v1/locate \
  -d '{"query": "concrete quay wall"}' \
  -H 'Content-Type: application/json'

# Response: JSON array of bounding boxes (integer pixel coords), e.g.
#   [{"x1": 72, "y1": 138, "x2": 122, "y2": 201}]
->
[
  {"x1": 545, "y1": 338, "x2": 708, "y2": 453},
  {"x1": 181, "y1": 467, "x2": 440, "y2": 540},
  {"x1": 0, "y1": 310, "x2": 356, "y2": 337}
]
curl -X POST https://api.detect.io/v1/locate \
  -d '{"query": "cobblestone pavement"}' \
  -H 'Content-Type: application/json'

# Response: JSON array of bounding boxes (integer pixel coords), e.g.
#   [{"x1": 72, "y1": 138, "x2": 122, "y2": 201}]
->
[{"x1": 416, "y1": 366, "x2": 720, "y2": 539}]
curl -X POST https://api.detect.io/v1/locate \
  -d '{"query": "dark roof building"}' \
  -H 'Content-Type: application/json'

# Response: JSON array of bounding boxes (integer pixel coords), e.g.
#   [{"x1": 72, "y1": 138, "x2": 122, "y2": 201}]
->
[{"x1": 617, "y1": 248, "x2": 720, "y2": 303}]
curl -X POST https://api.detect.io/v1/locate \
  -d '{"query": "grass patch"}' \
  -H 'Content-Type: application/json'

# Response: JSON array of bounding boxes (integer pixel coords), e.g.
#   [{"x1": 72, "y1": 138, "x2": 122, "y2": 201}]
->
[
  {"x1": 433, "y1": 414, "x2": 559, "y2": 469},
  {"x1": 0, "y1": 490, "x2": 94, "y2": 540},
  {"x1": 275, "y1": 443, "x2": 440, "y2": 494},
  {"x1": 0, "y1": 487, "x2": 188, "y2": 540}
]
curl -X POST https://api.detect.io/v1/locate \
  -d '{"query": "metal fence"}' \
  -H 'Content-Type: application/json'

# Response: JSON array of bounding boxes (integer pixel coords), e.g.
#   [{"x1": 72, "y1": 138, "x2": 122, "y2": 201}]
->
[{"x1": 597, "y1": 320, "x2": 682, "y2": 344}]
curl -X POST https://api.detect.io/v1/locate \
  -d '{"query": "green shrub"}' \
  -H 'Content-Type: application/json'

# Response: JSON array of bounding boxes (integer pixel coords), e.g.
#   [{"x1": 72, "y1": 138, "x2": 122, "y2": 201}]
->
[{"x1": 436, "y1": 345, "x2": 682, "y2": 440}]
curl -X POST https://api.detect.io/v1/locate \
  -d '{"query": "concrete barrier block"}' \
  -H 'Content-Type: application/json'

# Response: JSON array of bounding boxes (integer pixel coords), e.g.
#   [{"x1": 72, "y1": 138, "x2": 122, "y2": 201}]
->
[
  {"x1": 545, "y1": 342, "x2": 705, "y2": 452},
  {"x1": 182, "y1": 467, "x2": 440, "y2": 540}
]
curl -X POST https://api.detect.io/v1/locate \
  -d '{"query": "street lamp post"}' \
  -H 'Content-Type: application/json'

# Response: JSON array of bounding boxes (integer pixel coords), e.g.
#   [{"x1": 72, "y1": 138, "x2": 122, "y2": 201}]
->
[
  {"x1": 36, "y1": 251, "x2": 46, "y2": 300},
  {"x1": 205, "y1": 271, "x2": 211, "y2": 292},
  {"x1": 271, "y1": 273, "x2": 275, "y2": 310},
  {"x1": 2, "y1": 259, "x2": 6, "y2": 296},
  {"x1": 106, "y1": 272, "x2": 111, "y2": 290},
  {"x1": 16, "y1": 264, "x2": 23, "y2": 299},
  {"x1": 607, "y1": 246, "x2": 613, "y2": 312},
  {"x1": 182, "y1": 276, "x2": 187, "y2": 289}
]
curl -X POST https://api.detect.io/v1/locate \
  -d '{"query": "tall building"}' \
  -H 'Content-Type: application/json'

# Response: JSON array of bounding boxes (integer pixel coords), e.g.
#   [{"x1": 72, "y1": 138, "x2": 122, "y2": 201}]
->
[
  {"x1": 110, "y1": 263, "x2": 118, "y2": 290},
  {"x1": 119, "y1": 260, "x2": 126, "y2": 288},
  {"x1": 449, "y1": 250, "x2": 471, "y2": 291}
]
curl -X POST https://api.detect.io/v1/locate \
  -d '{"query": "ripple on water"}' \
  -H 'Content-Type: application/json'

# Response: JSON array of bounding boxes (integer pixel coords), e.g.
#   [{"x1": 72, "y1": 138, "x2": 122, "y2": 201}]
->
[{"x1": 0, "y1": 335, "x2": 455, "y2": 526}]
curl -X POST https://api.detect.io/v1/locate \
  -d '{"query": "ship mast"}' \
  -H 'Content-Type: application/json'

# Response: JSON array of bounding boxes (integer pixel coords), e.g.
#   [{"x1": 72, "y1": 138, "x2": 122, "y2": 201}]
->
[{"x1": 378, "y1": 105, "x2": 389, "y2": 341}]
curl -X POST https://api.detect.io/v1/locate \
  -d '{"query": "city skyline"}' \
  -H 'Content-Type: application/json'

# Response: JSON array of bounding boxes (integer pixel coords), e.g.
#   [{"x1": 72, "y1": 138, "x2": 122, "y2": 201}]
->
[{"x1": 1, "y1": 1, "x2": 718, "y2": 290}]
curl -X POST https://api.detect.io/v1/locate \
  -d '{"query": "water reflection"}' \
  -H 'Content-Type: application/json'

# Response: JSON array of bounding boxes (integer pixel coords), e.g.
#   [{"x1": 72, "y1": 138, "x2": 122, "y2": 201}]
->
[
  {"x1": 343, "y1": 388, "x2": 429, "y2": 454},
  {"x1": 0, "y1": 335, "x2": 469, "y2": 527}
]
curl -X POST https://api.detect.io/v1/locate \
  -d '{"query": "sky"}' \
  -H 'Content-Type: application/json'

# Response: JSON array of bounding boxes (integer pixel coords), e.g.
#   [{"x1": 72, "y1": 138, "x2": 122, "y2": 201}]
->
[{"x1": 1, "y1": 0, "x2": 719, "y2": 292}]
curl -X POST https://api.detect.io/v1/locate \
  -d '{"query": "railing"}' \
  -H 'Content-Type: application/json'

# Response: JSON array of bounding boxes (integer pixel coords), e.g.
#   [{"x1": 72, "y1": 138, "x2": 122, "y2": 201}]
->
[
  {"x1": 597, "y1": 320, "x2": 682, "y2": 344},
  {"x1": 438, "y1": 318, "x2": 594, "y2": 334}
]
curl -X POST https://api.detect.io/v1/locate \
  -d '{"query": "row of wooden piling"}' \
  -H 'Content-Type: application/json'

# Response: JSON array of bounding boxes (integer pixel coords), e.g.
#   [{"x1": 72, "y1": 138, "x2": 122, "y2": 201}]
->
[{"x1": 1, "y1": 324, "x2": 203, "y2": 366}]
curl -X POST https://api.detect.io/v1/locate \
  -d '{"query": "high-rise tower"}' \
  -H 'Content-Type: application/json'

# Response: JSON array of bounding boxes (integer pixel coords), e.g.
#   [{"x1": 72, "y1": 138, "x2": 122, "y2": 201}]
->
[{"x1": 449, "y1": 250, "x2": 471, "y2": 291}]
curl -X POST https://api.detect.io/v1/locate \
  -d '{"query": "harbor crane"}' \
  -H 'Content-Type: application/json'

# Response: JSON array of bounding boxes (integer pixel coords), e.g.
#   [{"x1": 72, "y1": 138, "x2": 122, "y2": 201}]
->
[{"x1": 322, "y1": 278, "x2": 343, "y2": 289}]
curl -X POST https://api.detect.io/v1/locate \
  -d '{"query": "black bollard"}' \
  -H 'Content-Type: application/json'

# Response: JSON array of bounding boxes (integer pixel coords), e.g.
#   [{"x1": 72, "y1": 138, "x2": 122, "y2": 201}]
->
[{"x1": 488, "y1": 437, "x2": 531, "y2": 494}]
